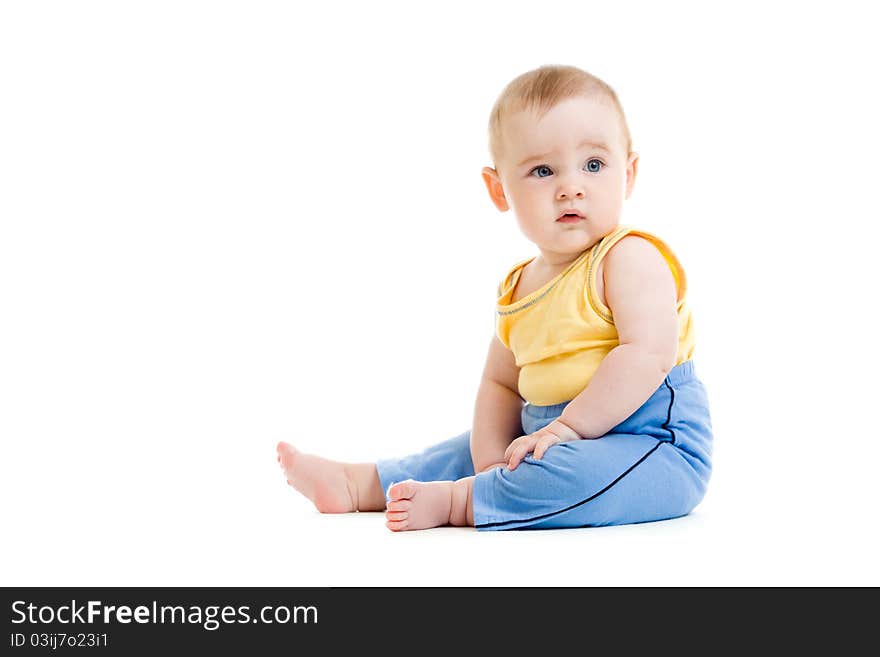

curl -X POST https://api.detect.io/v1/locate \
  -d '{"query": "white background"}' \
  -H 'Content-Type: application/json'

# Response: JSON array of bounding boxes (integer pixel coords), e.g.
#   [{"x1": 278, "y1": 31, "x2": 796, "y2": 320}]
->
[{"x1": 2, "y1": 0, "x2": 878, "y2": 586}]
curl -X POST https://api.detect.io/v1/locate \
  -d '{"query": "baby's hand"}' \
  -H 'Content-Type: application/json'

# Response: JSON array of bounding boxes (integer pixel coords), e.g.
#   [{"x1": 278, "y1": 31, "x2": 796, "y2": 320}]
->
[{"x1": 504, "y1": 420, "x2": 582, "y2": 471}]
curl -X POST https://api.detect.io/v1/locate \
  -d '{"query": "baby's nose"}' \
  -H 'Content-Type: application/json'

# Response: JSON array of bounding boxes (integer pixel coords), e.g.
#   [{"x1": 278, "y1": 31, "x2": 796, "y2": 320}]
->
[{"x1": 557, "y1": 189, "x2": 585, "y2": 199}]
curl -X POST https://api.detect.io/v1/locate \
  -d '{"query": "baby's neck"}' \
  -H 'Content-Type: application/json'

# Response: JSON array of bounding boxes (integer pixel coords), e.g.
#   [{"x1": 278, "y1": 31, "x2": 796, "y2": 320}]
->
[{"x1": 535, "y1": 249, "x2": 589, "y2": 271}]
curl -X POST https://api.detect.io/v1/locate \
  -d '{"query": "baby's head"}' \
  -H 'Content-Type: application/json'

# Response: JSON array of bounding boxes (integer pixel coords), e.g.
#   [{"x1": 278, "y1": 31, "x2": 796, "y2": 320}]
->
[{"x1": 482, "y1": 64, "x2": 639, "y2": 265}]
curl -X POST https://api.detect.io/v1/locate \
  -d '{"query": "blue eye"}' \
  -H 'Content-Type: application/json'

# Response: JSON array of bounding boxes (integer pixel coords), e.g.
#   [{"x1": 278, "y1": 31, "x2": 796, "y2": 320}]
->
[
  {"x1": 528, "y1": 159, "x2": 604, "y2": 178},
  {"x1": 529, "y1": 165, "x2": 553, "y2": 178}
]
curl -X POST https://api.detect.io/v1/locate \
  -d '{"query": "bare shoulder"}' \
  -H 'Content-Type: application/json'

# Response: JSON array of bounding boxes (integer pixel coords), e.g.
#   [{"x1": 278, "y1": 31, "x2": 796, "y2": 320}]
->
[
  {"x1": 603, "y1": 234, "x2": 678, "y2": 349},
  {"x1": 604, "y1": 234, "x2": 668, "y2": 275},
  {"x1": 595, "y1": 235, "x2": 670, "y2": 308},
  {"x1": 603, "y1": 235, "x2": 677, "y2": 322}
]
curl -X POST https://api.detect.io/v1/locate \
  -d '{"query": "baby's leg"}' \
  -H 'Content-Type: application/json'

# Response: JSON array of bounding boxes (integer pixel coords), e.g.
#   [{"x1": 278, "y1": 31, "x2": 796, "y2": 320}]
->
[
  {"x1": 384, "y1": 477, "x2": 474, "y2": 531},
  {"x1": 471, "y1": 433, "x2": 708, "y2": 530},
  {"x1": 278, "y1": 428, "x2": 477, "y2": 519},
  {"x1": 375, "y1": 429, "x2": 475, "y2": 495},
  {"x1": 276, "y1": 442, "x2": 386, "y2": 513},
  {"x1": 477, "y1": 361, "x2": 712, "y2": 530}
]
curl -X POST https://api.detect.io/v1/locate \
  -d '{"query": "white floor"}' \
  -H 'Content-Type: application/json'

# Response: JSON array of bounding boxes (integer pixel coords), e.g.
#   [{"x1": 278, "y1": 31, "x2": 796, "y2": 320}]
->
[{"x1": 4, "y1": 449, "x2": 877, "y2": 587}]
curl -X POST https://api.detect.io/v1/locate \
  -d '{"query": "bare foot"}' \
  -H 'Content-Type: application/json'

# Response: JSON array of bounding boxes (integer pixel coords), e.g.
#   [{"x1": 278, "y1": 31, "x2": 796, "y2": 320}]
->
[
  {"x1": 385, "y1": 479, "x2": 461, "y2": 531},
  {"x1": 277, "y1": 441, "x2": 358, "y2": 513}
]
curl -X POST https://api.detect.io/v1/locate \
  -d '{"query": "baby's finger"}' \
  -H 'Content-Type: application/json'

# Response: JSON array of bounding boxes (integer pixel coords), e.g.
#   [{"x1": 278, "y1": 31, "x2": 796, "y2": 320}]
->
[
  {"x1": 508, "y1": 444, "x2": 531, "y2": 470},
  {"x1": 535, "y1": 436, "x2": 560, "y2": 460},
  {"x1": 504, "y1": 437, "x2": 525, "y2": 462},
  {"x1": 533, "y1": 439, "x2": 549, "y2": 460}
]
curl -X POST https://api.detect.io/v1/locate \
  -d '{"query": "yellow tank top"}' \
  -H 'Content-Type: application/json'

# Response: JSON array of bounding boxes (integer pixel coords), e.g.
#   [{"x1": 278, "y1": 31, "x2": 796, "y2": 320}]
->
[{"x1": 495, "y1": 225, "x2": 696, "y2": 405}]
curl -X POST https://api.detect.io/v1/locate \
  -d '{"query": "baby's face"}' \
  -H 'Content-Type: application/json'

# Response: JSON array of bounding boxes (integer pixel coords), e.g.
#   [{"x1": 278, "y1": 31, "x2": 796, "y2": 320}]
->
[{"x1": 484, "y1": 95, "x2": 638, "y2": 266}]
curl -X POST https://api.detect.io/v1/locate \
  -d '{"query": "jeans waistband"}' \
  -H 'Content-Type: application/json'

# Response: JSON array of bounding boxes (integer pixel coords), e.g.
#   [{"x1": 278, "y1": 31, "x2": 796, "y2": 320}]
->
[{"x1": 522, "y1": 359, "x2": 698, "y2": 419}]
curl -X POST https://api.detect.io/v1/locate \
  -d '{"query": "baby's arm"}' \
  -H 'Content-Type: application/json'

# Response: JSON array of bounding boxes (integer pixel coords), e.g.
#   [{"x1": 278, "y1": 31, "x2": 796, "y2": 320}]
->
[
  {"x1": 470, "y1": 334, "x2": 524, "y2": 472},
  {"x1": 554, "y1": 236, "x2": 679, "y2": 439}
]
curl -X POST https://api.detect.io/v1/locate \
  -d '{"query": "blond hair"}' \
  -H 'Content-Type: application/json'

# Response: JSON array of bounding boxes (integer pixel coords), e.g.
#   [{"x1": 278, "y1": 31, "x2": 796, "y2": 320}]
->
[{"x1": 487, "y1": 64, "x2": 633, "y2": 170}]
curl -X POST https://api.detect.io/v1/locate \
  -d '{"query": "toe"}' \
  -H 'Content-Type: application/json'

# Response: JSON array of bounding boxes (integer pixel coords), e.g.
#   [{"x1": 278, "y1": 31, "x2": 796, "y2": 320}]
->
[
  {"x1": 385, "y1": 499, "x2": 412, "y2": 512},
  {"x1": 276, "y1": 441, "x2": 295, "y2": 457},
  {"x1": 385, "y1": 510, "x2": 408, "y2": 522},
  {"x1": 387, "y1": 479, "x2": 418, "y2": 502},
  {"x1": 277, "y1": 442, "x2": 298, "y2": 469},
  {"x1": 386, "y1": 519, "x2": 409, "y2": 532}
]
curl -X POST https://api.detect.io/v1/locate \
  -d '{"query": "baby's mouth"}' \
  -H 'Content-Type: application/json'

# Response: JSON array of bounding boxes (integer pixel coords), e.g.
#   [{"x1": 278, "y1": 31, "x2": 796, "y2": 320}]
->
[{"x1": 556, "y1": 213, "x2": 585, "y2": 223}]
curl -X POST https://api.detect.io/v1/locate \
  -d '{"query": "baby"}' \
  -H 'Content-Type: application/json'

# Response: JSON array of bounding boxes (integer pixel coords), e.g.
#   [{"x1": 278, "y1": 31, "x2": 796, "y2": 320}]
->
[{"x1": 277, "y1": 64, "x2": 713, "y2": 531}]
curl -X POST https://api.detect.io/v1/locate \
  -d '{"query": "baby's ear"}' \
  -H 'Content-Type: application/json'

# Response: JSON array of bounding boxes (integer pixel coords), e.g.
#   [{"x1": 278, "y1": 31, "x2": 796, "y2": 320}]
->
[
  {"x1": 625, "y1": 153, "x2": 639, "y2": 199},
  {"x1": 482, "y1": 167, "x2": 510, "y2": 212}
]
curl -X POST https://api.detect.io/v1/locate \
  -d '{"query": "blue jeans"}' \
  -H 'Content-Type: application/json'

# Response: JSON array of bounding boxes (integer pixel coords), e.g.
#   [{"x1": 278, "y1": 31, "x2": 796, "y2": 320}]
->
[{"x1": 376, "y1": 360, "x2": 713, "y2": 530}]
